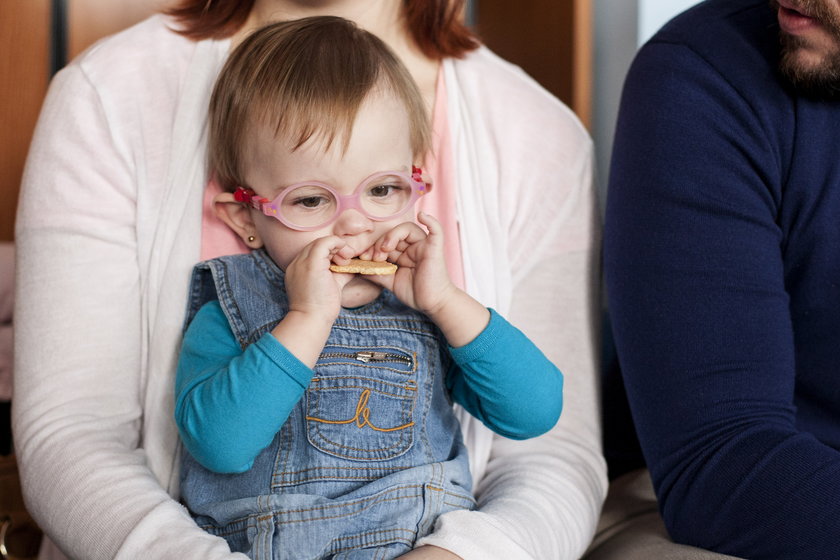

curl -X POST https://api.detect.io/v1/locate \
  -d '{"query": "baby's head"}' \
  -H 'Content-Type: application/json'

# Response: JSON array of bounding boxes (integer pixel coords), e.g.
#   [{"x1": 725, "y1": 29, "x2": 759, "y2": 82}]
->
[
  {"x1": 207, "y1": 16, "x2": 433, "y2": 280},
  {"x1": 208, "y1": 15, "x2": 431, "y2": 194}
]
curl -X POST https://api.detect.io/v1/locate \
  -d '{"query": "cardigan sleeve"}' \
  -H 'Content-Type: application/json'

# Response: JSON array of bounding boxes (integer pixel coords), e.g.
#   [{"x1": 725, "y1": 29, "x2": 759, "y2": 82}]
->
[
  {"x1": 418, "y1": 57, "x2": 606, "y2": 558},
  {"x1": 605, "y1": 39, "x2": 840, "y2": 559},
  {"x1": 13, "y1": 61, "x2": 245, "y2": 560}
]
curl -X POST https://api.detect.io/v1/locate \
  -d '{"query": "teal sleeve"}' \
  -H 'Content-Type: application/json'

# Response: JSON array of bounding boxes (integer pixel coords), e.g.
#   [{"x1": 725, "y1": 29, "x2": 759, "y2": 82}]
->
[
  {"x1": 174, "y1": 301, "x2": 313, "y2": 473},
  {"x1": 448, "y1": 309, "x2": 563, "y2": 440}
]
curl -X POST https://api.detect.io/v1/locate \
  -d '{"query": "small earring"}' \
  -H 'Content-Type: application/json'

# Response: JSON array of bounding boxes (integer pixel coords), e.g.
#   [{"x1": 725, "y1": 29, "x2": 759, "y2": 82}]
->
[{"x1": 247, "y1": 235, "x2": 256, "y2": 243}]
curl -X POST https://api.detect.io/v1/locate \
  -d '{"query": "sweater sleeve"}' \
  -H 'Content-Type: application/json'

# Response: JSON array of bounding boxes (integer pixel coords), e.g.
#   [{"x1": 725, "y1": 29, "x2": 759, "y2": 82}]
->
[
  {"x1": 175, "y1": 301, "x2": 313, "y2": 473},
  {"x1": 605, "y1": 40, "x2": 840, "y2": 559},
  {"x1": 448, "y1": 309, "x2": 563, "y2": 440},
  {"x1": 419, "y1": 59, "x2": 606, "y2": 558},
  {"x1": 14, "y1": 58, "x2": 247, "y2": 560}
]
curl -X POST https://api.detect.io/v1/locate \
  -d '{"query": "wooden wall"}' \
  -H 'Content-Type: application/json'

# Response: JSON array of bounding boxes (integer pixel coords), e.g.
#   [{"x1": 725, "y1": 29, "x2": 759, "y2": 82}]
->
[
  {"x1": 0, "y1": 1, "x2": 51, "y2": 242},
  {"x1": 476, "y1": 0, "x2": 592, "y2": 128},
  {"x1": 0, "y1": 0, "x2": 160, "y2": 242}
]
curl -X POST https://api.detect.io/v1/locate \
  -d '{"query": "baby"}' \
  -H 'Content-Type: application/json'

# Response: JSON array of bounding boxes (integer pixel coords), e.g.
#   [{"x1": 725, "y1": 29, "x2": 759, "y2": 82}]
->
[{"x1": 175, "y1": 16, "x2": 563, "y2": 560}]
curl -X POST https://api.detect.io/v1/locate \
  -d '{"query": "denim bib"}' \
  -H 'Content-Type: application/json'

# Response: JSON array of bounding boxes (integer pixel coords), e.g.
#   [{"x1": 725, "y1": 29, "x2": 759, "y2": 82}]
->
[{"x1": 179, "y1": 250, "x2": 473, "y2": 560}]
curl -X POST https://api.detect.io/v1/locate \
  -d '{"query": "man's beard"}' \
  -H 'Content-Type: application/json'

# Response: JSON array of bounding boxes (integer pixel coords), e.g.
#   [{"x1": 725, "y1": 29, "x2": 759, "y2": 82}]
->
[
  {"x1": 772, "y1": 0, "x2": 840, "y2": 100},
  {"x1": 779, "y1": 33, "x2": 840, "y2": 100}
]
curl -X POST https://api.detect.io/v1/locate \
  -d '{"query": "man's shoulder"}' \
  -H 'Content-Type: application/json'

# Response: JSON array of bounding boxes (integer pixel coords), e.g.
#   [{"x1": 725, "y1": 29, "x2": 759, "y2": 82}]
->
[
  {"x1": 649, "y1": 0, "x2": 776, "y2": 67},
  {"x1": 631, "y1": 0, "x2": 784, "y2": 114}
]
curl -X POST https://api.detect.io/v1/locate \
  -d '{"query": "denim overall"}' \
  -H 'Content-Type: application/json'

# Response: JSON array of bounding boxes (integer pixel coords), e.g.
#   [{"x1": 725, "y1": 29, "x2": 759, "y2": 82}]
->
[{"x1": 179, "y1": 250, "x2": 474, "y2": 560}]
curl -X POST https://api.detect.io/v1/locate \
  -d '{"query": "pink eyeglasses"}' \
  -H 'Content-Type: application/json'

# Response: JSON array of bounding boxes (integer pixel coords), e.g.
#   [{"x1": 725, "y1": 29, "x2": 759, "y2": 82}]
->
[{"x1": 235, "y1": 166, "x2": 431, "y2": 231}]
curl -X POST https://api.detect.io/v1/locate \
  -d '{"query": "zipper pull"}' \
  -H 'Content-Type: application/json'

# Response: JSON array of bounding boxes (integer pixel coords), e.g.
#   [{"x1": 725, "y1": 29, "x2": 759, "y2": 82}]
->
[{"x1": 355, "y1": 351, "x2": 388, "y2": 363}]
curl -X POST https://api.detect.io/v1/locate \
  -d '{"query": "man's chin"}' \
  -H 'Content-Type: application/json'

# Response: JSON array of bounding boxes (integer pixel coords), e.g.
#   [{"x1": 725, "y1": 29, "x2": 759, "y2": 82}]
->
[{"x1": 779, "y1": 37, "x2": 840, "y2": 100}]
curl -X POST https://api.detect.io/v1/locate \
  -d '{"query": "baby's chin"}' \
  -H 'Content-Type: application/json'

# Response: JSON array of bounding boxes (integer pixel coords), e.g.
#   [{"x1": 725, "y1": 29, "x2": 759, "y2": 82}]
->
[{"x1": 339, "y1": 275, "x2": 383, "y2": 309}]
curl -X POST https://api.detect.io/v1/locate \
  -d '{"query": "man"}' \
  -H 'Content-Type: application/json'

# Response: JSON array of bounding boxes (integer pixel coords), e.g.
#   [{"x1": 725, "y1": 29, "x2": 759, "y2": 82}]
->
[{"x1": 604, "y1": 0, "x2": 840, "y2": 558}]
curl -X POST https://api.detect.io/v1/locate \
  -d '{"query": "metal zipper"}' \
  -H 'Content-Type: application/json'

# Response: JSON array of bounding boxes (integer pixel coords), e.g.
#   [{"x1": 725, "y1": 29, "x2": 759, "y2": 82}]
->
[{"x1": 320, "y1": 351, "x2": 412, "y2": 365}]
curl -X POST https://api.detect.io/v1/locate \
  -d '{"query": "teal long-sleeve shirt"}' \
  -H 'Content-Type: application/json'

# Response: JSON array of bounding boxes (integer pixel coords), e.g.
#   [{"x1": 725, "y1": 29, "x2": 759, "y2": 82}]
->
[{"x1": 175, "y1": 301, "x2": 563, "y2": 473}]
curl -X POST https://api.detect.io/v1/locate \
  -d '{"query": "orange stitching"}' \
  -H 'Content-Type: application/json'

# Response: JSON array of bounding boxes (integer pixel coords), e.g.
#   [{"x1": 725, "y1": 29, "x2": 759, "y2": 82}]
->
[
  {"x1": 270, "y1": 495, "x2": 421, "y2": 524},
  {"x1": 327, "y1": 529, "x2": 416, "y2": 554},
  {"x1": 261, "y1": 484, "x2": 423, "y2": 516},
  {"x1": 274, "y1": 465, "x2": 410, "y2": 475},
  {"x1": 307, "y1": 389, "x2": 415, "y2": 432},
  {"x1": 247, "y1": 486, "x2": 424, "y2": 525},
  {"x1": 272, "y1": 465, "x2": 414, "y2": 478},
  {"x1": 202, "y1": 485, "x2": 472, "y2": 537},
  {"x1": 444, "y1": 501, "x2": 473, "y2": 508}
]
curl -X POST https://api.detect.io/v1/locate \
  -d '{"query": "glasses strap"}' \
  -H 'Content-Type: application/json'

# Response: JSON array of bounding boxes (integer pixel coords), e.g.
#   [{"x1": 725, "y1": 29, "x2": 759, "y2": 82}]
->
[{"x1": 234, "y1": 187, "x2": 271, "y2": 214}]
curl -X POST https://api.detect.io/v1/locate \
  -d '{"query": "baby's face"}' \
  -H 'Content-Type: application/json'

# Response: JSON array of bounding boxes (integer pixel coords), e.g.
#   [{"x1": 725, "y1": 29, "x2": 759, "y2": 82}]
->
[{"x1": 241, "y1": 92, "x2": 417, "y2": 274}]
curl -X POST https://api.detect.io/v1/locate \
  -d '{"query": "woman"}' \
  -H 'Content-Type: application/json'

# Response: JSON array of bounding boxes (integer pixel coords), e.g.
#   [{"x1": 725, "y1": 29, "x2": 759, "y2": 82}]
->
[{"x1": 13, "y1": 1, "x2": 605, "y2": 558}]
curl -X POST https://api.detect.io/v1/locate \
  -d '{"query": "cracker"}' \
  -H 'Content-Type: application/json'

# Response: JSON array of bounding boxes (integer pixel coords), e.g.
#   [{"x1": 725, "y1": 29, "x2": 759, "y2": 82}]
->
[{"x1": 329, "y1": 258, "x2": 397, "y2": 275}]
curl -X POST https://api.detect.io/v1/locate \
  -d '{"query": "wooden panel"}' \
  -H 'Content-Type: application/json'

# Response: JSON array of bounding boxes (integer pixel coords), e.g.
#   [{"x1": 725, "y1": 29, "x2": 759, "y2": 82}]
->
[
  {"x1": 0, "y1": 0, "x2": 51, "y2": 242},
  {"x1": 68, "y1": 0, "x2": 162, "y2": 59},
  {"x1": 0, "y1": 0, "x2": 164, "y2": 241},
  {"x1": 475, "y1": 0, "x2": 592, "y2": 128},
  {"x1": 572, "y1": 0, "x2": 592, "y2": 127}
]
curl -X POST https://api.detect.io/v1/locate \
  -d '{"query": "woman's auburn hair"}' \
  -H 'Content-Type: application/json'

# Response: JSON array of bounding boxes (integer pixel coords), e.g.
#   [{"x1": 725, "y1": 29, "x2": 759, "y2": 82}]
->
[{"x1": 164, "y1": 0, "x2": 479, "y2": 59}]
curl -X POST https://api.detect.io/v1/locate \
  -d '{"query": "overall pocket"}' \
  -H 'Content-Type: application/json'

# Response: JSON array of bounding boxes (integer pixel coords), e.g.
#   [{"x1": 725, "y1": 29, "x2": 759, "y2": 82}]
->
[{"x1": 306, "y1": 345, "x2": 417, "y2": 461}]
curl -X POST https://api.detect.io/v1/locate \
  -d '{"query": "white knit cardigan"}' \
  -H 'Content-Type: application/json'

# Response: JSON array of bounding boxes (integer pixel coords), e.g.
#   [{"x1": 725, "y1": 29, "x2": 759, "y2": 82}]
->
[{"x1": 14, "y1": 15, "x2": 606, "y2": 560}]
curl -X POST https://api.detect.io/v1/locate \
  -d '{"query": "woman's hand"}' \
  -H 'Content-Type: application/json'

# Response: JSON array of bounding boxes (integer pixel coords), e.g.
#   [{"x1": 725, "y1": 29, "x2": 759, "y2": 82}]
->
[
  {"x1": 364, "y1": 212, "x2": 458, "y2": 315},
  {"x1": 397, "y1": 545, "x2": 463, "y2": 559}
]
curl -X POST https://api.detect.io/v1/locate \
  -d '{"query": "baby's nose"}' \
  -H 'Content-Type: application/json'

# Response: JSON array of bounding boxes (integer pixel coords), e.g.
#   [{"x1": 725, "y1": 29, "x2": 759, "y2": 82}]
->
[{"x1": 332, "y1": 208, "x2": 374, "y2": 236}]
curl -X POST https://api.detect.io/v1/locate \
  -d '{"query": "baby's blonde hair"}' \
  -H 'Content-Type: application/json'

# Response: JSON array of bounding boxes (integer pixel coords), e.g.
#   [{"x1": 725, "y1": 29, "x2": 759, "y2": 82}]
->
[{"x1": 208, "y1": 16, "x2": 431, "y2": 192}]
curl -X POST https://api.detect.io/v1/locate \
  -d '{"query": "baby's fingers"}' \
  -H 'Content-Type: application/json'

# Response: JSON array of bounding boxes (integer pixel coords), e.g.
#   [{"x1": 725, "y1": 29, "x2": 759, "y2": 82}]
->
[
  {"x1": 372, "y1": 222, "x2": 427, "y2": 260},
  {"x1": 416, "y1": 212, "x2": 444, "y2": 248},
  {"x1": 416, "y1": 211, "x2": 441, "y2": 232},
  {"x1": 299, "y1": 236, "x2": 352, "y2": 267}
]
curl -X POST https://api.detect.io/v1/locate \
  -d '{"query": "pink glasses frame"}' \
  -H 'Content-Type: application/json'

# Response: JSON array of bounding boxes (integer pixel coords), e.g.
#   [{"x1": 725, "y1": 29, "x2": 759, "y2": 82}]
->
[{"x1": 234, "y1": 166, "x2": 431, "y2": 231}]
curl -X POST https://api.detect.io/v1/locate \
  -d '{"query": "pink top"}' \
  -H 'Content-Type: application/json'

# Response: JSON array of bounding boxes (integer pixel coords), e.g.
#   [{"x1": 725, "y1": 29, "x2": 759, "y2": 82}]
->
[{"x1": 200, "y1": 67, "x2": 465, "y2": 290}]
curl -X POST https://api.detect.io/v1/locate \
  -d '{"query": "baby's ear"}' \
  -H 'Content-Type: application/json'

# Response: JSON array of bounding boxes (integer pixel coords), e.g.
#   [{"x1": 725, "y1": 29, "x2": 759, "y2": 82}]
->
[{"x1": 213, "y1": 191, "x2": 263, "y2": 248}]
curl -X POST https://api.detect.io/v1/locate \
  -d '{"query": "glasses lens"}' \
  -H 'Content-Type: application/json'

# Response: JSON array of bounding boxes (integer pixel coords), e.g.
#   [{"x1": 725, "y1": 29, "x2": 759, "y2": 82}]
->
[
  {"x1": 279, "y1": 185, "x2": 337, "y2": 228},
  {"x1": 359, "y1": 175, "x2": 414, "y2": 218}
]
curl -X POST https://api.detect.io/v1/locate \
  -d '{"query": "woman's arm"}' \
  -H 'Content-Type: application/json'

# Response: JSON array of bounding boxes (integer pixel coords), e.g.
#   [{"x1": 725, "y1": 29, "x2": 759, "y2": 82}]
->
[
  {"x1": 418, "y1": 134, "x2": 606, "y2": 559},
  {"x1": 13, "y1": 62, "x2": 245, "y2": 560}
]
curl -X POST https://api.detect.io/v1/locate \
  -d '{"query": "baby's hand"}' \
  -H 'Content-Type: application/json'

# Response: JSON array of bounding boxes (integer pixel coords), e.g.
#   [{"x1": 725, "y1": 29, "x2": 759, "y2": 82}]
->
[
  {"x1": 284, "y1": 236, "x2": 356, "y2": 324},
  {"x1": 364, "y1": 212, "x2": 458, "y2": 315}
]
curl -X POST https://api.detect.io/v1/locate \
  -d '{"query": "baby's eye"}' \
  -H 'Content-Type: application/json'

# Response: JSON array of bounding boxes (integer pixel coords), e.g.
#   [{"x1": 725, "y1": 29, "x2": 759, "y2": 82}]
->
[
  {"x1": 368, "y1": 184, "x2": 404, "y2": 198},
  {"x1": 295, "y1": 195, "x2": 328, "y2": 208}
]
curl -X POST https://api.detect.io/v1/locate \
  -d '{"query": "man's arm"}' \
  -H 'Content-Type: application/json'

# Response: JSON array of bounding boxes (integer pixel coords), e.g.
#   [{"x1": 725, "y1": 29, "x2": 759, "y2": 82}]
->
[{"x1": 605, "y1": 40, "x2": 840, "y2": 559}]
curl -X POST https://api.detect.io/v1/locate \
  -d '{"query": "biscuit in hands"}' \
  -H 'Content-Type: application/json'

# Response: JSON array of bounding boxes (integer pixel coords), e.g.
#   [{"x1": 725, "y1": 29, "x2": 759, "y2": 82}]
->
[{"x1": 329, "y1": 258, "x2": 397, "y2": 275}]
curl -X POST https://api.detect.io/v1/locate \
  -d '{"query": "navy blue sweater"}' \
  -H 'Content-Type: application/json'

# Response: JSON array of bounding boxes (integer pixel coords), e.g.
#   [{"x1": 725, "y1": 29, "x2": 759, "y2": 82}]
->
[{"x1": 605, "y1": 0, "x2": 840, "y2": 558}]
